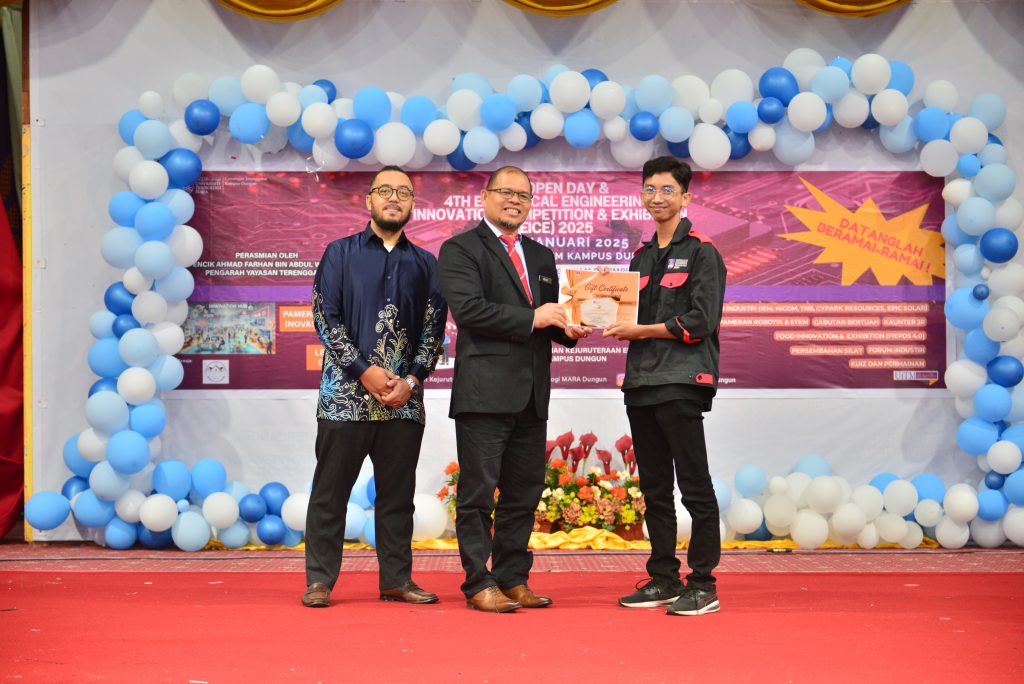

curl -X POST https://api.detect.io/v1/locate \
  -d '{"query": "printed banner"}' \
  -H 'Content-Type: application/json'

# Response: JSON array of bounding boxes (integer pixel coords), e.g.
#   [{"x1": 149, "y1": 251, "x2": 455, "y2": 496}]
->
[{"x1": 179, "y1": 170, "x2": 946, "y2": 391}]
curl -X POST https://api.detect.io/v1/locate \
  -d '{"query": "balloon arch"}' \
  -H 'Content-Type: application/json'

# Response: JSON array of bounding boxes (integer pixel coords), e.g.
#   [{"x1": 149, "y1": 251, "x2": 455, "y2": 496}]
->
[{"x1": 25, "y1": 48, "x2": 1024, "y2": 551}]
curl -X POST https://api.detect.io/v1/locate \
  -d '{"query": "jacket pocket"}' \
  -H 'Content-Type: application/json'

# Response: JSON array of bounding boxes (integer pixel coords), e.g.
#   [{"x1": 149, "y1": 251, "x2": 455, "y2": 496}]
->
[
  {"x1": 638, "y1": 275, "x2": 650, "y2": 291},
  {"x1": 660, "y1": 272, "x2": 689, "y2": 288}
]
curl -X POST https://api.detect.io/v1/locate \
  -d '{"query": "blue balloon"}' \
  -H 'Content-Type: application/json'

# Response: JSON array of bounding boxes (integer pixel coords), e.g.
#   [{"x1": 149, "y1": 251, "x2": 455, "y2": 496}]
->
[
  {"x1": 101, "y1": 226, "x2": 144, "y2": 269},
  {"x1": 869, "y1": 473, "x2": 899, "y2": 493},
  {"x1": 946, "y1": 112, "x2": 964, "y2": 135},
  {"x1": 118, "y1": 109, "x2": 149, "y2": 145},
  {"x1": 975, "y1": 384, "x2": 1012, "y2": 422},
  {"x1": 914, "y1": 107, "x2": 950, "y2": 142},
  {"x1": 208, "y1": 76, "x2": 246, "y2": 117},
  {"x1": 793, "y1": 454, "x2": 831, "y2": 478},
  {"x1": 133, "y1": 120, "x2": 173, "y2": 160},
  {"x1": 515, "y1": 112, "x2": 541, "y2": 149},
  {"x1": 941, "y1": 214, "x2": 975, "y2": 248},
  {"x1": 62, "y1": 476, "x2": 90, "y2": 501},
  {"x1": 154, "y1": 267, "x2": 195, "y2": 302},
  {"x1": 984, "y1": 471, "x2": 1006, "y2": 490},
  {"x1": 447, "y1": 135, "x2": 477, "y2": 171},
  {"x1": 745, "y1": 520, "x2": 773, "y2": 541},
  {"x1": 154, "y1": 459, "x2": 192, "y2": 500},
  {"x1": 954, "y1": 243, "x2": 984, "y2": 275},
  {"x1": 944, "y1": 287, "x2": 990, "y2": 331},
  {"x1": 667, "y1": 138, "x2": 690, "y2": 158},
  {"x1": 157, "y1": 189, "x2": 196, "y2": 225},
  {"x1": 184, "y1": 99, "x2": 221, "y2": 135},
  {"x1": 224, "y1": 480, "x2": 250, "y2": 503},
  {"x1": 135, "y1": 241, "x2": 176, "y2": 280},
  {"x1": 910, "y1": 472, "x2": 945, "y2": 503},
  {"x1": 977, "y1": 489, "x2": 1008, "y2": 521},
  {"x1": 969, "y1": 93, "x2": 1006, "y2": 132},
  {"x1": 400, "y1": 95, "x2": 439, "y2": 134},
  {"x1": 1004, "y1": 470, "x2": 1024, "y2": 505},
  {"x1": 89, "y1": 310, "x2": 116, "y2": 339},
  {"x1": 229, "y1": 103, "x2": 270, "y2": 144},
  {"x1": 365, "y1": 476, "x2": 377, "y2": 507},
  {"x1": 463, "y1": 126, "x2": 500, "y2": 164},
  {"x1": 192, "y1": 458, "x2": 227, "y2": 498},
  {"x1": 957, "y1": 154, "x2": 981, "y2": 179},
  {"x1": 734, "y1": 464, "x2": 767, "y2": 497},
  {"x1": 634, "y1": 75, "x2": 673, "y2": 116},
  {"x1": 107, "y1": 430, "x2": 151, "y2": 475},
  {"x1": 629, "y1": 112, "x2": 659, "y2": 141},
  {"x1": 352, "y1": 86, "x2": 391, "y2": 129},
  {"x1": 563, "y1": 109, "x2": 601, "y2": 148},
  {"x1": 287, "y1": 120, "x2": 315, "y2": 153},
  {"x1": 480, "y1": 94, "x2": 517, "y2": 132},
  {"x1": 979, "y1": 228, "x2": 1018, "y2": 264},
  {"x1": 988, "y1": 355, "x2": 1024, "y2": 388},
  {"x1": 88, "y1": 338, "x2": 129, "y2": 379},
  {"x1": 134, "y1": 202, "x2": 176, "y2": 242},
  {"x1": 711, "y1": 477, "x2": 731, "y2": 510},
  {"x1": 173, "y1": 511, "x2": 211, "y2": 551},
  {"x1": 26, "y1": 491, "x2": 71, "y2": 530},
  {"x1": 257, "y1": 514, "x2": 287, "y2": 545},
  {"x1": 815, "y1": 105, "x2": 833, "y2": 133},
  {"x1": 344, "y1": 502, "x2": 366, "y2": 539},
  {"x1": 811, "y1": 66, "x2": 850, "y2": 103},
  {"x1": 239, "y1": 493, "x2": 268, "y2": 522},
  {"x1": 956, "y1": 417, "x2": 1001, "y2": 455},
  {"x1": 658, "y1": 107, "x2": 695, "y2": 143},
  {"x1": 85, "y1": 391, "x2": 130, "y2": 435},
  {"x1": 725, "y1": 102, "x2": 758, "y2": 134},
  {"x1": 63, "y1": 434, "x2": 96, "y2": 478},
  {"x1": 860, "y1": 106, "x2": 880, "y2": 130},
  {"x1": 364, "y1": 515, "x2": 377, "y2": 547},
  {"x1": 108, "y1": 191, "x2": 147, "y2": 227},
  {"x1": 283, "y1": 526, "x2": 303, "y2": 547},
  {"x1": 119, "y1": 328, "x2": 160, "y2": 367},
  {"x1": 160, "y1": 148, "x2": 203, "y2": 189},
  {"x1": 105, "y1": 517, "x2": 139, "y2": 549},
  {"x1": 757, "y1": 97, "x2": 785, "y2": 124},
  {"x1": 542, "y1": 64, "x2": 570, "y2": 86},
  {"x1": 964, "y1": 328, "x2": 1000, "y2": 365},
  {"x1": 979, "y1": 143, "x2": 1008, "y2": 167},
  {"x1": 724, "y1": 126, "x2": 751, "y2": 159},
  {"x1": 138, "y1": 526, "x2": 174, "y2": 549},
  {"x1": 581, "y1": 68, "x2": 608, "y2": 89},
  {"x1": 313, "y1": 78, "x2": 337, "y2": 103},
  {"x1": 507, "y1": 75, "x2": 544, "y2": 113},
  {"x1": 72, "y1": 489, "x2": 116, "y2": 528},
  {"x1": 886, "y1": 61, "x2": 915, "y2": 96},
  {"x1": 452, "y1": 72, "x2": 493, "y2": 98},
  {"x1": 758, "y1": 67, "x2": 799, "y2": 106},
  {"x1": 974, "y1": 164, "x2": 1016, "y2": 203},
  {"x1": 772, "y1": 120, "x2": 816, "y2": 165},
  {"x1": 219, "y1": 520, "x2": 251, "y2": 549},
  {"x1": 112, "y1": 314, "x2": 141, "y2": 338},
  {"x1": 298, "y1": 85, "x2": 329, "y2": 110},
  {"x1": 828, "y1": 56, "x2": 853, "y2": 76},
  {"x1": 620, "y1": 86, "x2": 638, "y2": 120},
  {"x1": 957, "y1": 197, "x2": 996, "y2": 235},
  {"x1": 973, "y1": 285, "x2": 990, "y2": 300},
  {"x1": 130, "y1": 402, "x2": 166, "y2": 438},
  {"x1": 260, "y1": 482, "x2": 290, "y2": 516},
  {"x1": 879, "y1": 117, "x2": 918, "y2": 155},
  {"x1": 148, "y1": 355, "x2": 185, "y2": 392},
  {"x1": 334, "y1": 118, "x2": 374, "y2": 158},
  {"x1": 103, "y1": 282, "x2": 136, "y2": 316},
  {"x1": 89, "y1": 378, "x2": 118, "y2": 397}
]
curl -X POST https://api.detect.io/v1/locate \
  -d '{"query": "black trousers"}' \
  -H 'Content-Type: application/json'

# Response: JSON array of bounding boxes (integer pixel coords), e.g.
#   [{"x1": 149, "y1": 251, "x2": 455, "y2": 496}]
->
[
  {"x1": 454, "y1": 401, "x2": 546, "y2": 597},
  {"x1": 627, "y1": 400, "x2": 720, "y2": 588},
  {"x1": 305, "y1": 419, "x2": 424, "y2": 591}
]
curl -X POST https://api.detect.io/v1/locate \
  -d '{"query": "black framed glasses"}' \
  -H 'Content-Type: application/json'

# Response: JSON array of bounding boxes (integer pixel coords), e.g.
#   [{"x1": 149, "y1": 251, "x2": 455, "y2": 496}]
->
[
  {"x1": 370, "y1": 185, "x2": 414, "y2": 201},
  {"x1": 486, "y1": 187, "x2": 533, "y2": 203},
  {"x1": 641, "y1": 185, "x2": 680, "y2": 198}
]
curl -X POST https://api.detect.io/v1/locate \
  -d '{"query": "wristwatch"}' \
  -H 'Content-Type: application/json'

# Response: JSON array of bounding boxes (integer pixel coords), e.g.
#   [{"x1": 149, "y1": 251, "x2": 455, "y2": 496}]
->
[{"x1": 404, "y1": 376, "x2": 418, "y2": 393}]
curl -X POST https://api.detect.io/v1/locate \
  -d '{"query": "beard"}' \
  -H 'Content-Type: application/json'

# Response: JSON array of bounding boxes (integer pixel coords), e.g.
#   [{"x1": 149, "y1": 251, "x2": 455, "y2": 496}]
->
[
  {"x1": 371, "y1": 205, "x2": 411, "y2": 233},
  {"x1": 497, "y1": 216, "x2": 525, "y2": 232}
]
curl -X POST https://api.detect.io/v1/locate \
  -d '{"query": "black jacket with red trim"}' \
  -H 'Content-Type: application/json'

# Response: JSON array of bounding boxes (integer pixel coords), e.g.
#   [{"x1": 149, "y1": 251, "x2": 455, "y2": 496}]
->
[{"x1": 622, "y1": 218, "x2": 727, "y2": 393}]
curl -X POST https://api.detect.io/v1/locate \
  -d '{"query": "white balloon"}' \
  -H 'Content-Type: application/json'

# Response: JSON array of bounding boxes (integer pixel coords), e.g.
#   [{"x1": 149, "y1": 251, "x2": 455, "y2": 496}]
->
[
  {"x1": 725, "y1": 498, "x2": 763, "y2": 534},
  {"x1": 118, "y1": 366, "x2": 157, "y2": 405},
  {"x1": 919, "y1": 139, "x2": 958, "y2": 178},
  {"x1": 77, "y1": 428, "x2": 109, "y2": 461},
  {"x1": 709, "y1": 68, "x2": 754, "y2": 111},
  {"x1": 790, "y1": 510, "x2": 829, "y2": 548},
  {"x1": 114, "y1": 146, "x2": 145, "y2": 182},
  {"x1": 787, "y1": 92, "x2": 827, "y2": 132},
  {"x1": 279, "y1": 492, "x2": 310, "y2": 532},
  {"x1": 851, "y1": 53, "x2": 891, "y2": 95},
  {"x1": 923, "y1": 80, "x2": 958, "y2": 111},
  {"x1": 898, "y1": 521, "x2": 924, "y2": 549},
  {"x1": 672, "y1": 75, "x2": 709, "y2": 116},
  {"x1": 140, "y1": 493, "x2": 178, "y2": 532},
  {"x1": 138, "y1": 90, "x2": 164, "y2": 119},
  {"x1": 883, "y1": 479, "x2": 919, "y2": 517},
  {"x1": 173, "y1": 72, "x2": 207, "y2": 108},
  {"x1": 422, "y1": 119, "x2": 461, "y2": 156},
  {"x1": 405, "y1": 138, "x2": 435, "y2": 170},
  {"x1": 412, "y1": 493, "x2": 448, "y2": 541},
  {"x1": 240, "y1": 64, "x2": 281, "y2": 104},
  {"x1": 387, "y1": 91, "x2": 406, "y2": 122},
  {"x1": 122, "y1": 267, "x2": 153, "y2": 296},
  {"x1": 987, "y1": 440, "x2": 1023, "y2": 475},
  {"x1": 499, "y1": 123, "x2": 527, "y2": 152},
  {"x1": 875, "y1": 512, "x2": 909, "y2": 543},
  {"x1": 609, "y1": 136, "x2": 655, "y2": 169},
  {"x1": 589, "y1": 81, "x2": 626, "y2": 120},
  {"x1": 850, "y1": 484, "x2": 884, "y2": 521},
  {"x1": 312, "y1": 139, "x2": 349, "y2": 172},
  {"x1": 935, "y1": 516, "x2": 970, "y2": 548},
  {"x1": 132, "y1": 290, "x2": 169, "y2": 325},
  {"x1": 128, "y1": 161, "x2": 170, "y2": 200},
  {"x1": 943, "y1": 483, "x2": 979, "y2": 524},
  {"x1": 763, "y1": 494, "x2": 797, "y2": 527},
  {"x1": 697, "y1": 98, "x2": 723, "y2": 124},
  {"x1": 149, "y1": 321, "x2": 185, "y2": 356},
  {"x1": 373, "y1": 122, "x2": 417, "y2": 166},
  {"x1": 783, "y1": 48, "x2": 826, "y2": 91},
  {"x1": 831, "y1": 502, "x2": 868, "y2": 538},
  {"x1": 833, "y1": 90, "x2": 870, "y2": 128},
  {"x1": 165, "y1": 300, "x2": 190, "y2": 326},
  {"x1": 983, "y1": 306, "x2": 1021, "y2": 342},
  {"x1": 748, "y1": 123, "x2": 776, "y2": 152},
  {"x1": 1001, "y1": 506, "x2": 1024, "y2": 546},
  {"x1": 301, "y1": 102, "x2": 338, "y2": 140},
  {"x1": 970, "y1": 517, "x2": 1007, "y2": 548},
  {"x1": 256, "y1": 125, "x2": 288, "y2": 155},
  {"x1": 331, "y1": 97, "x2": 355, "y2": 120},
  {"x1": 266, "y1": 91, "x2": 302, "y2": 127},
  {"x1": 203, "y1": 491, "x2": 241, "y2": 529},
  {"x1": 870, "y1": 89, "x2": 909, "y2": 127},
  {"x1": 165, "y1": 225, "x2": 204, "y2": 267},
  {"x1": 942, "y1": 178, "x2": 975, "y2": 208},
  {"x1": 914, "y1": 499, "x2": 944, "y2": 527},
  {"x1": 949, "y1": 117, "x2": 989, "y2": 155},
  {"x1": 805, "y1": 476, "x2": 842, "y2": 515},
  {"x1": 115, "y1": 489, "x2": 147, "y2": 523},
  {"x1": 955, "y1": 393, "x2": 977, "y2": 420},
  {"x1": 549, "y1": 71, "x2": 590, "y2": 113},
  {"x1": 995, "y1": 198, "x2": 1023, "y2": 232},
  {"x1": 602, "y1": 116, "x2": 628, "y2": 142},
  {"x1": 148, "y1": 436, "x2": 162, "y2": 460},
  {"x1": 785, "y1": 472, "x2": 812, "y2": 508},
  {"x1": 168, "y1": 119, "x2": 203, "y2": 153},
  {"x1": 855, "y1": 522, "x2": 880, "y2": 549},
  {"x1": 944, "y1": 359, "x2": 989, "y2": 398},
  {"x1": 688, "y1": 123, "x2": 731, "y2": 170},
  {"x1": 989, "y1": 263, "x2": 1024, "y2": 297},
  {"x1": 529, "y1": 103, "x2": 564, "y2": 140},
  {"x1": 446, "y1": 89, "x2": 483, "y2": 131}
]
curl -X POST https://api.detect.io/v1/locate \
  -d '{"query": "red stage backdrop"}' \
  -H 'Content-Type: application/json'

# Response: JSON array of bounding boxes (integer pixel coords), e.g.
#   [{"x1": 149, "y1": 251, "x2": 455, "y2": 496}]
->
[{"x1": 179, "y1": 170, "x2": 946, "y2": 391}]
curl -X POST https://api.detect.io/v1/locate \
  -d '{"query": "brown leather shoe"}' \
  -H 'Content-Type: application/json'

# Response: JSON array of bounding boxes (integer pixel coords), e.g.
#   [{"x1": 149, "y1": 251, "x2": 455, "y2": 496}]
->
[
  {"x1": 466, "y1": 586, "x2": 521, "y2": 613},
  {"x1": 301, "y1": 582, "x2": 330, "y2": 608},
  {"x1": 502, "y1": 583, "x2": 552, "y2": 608},
  {"x1": 380, "y1": 580, "x2": 439, "y2": 604}
]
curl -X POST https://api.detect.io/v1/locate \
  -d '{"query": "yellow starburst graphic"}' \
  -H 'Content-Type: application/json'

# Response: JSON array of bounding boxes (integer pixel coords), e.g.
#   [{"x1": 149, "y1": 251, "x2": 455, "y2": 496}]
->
[{"x1": 781, "y1": 178, "x2": 945, "y2": 286}]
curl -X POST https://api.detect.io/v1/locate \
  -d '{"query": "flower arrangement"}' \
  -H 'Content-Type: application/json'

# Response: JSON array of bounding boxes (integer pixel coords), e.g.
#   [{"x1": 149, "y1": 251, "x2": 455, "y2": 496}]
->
[{"x1": 437, "y1": 460, "x2": 460, "y2": 520}]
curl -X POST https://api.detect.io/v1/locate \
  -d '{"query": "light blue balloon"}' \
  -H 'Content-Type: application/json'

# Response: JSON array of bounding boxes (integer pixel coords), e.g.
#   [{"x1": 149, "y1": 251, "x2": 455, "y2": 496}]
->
[
  {"x1": 543, "y1": 64, "x2": 570, "y2": 86},
  {"x1": 148, "y1": 354, "x2": 185, "y2": 391},
  {"x1": 956, "y1": 417, "x2": 1000, "y2": 455},
  {"x1": 869, "y1": 473, "x2": 899, "y2": 493},
  {"x1": 957, "y1": 197, "x2": 996, "y2": 235},
  {"x1": 563, "y1": 109, "x2": 601, "y2": 148},
  {"x1": 352, "y1": 86, "x2": 391, "y2": 129},
  {"x1": 879, "y1": 116, "x2": 918, "y2": 154},
  {"x1": 974, "y1": 384, "x2": 1012, "y2": 422},
  {"x1": 134, "y1": 240, "x2": 176, "y2": 280},
  {"x1": 133, "y1": 120, "x2": 173, "y2": 160},
  {"x1": 941, "y1": 214, "x2": 976, "y2": 248},
  {"x1": 506, "y1": 75, "x2": 543, "y2": 113},
  {"x1": 400, "y1": 95, "x2": 438, "y2": 134},
  {"x1": 72, "y1": 489, "x2": 116, "y2": 528},
  {"x1": 452, "y1": 72, "x2": 493, "y2": 98},
  {"x1": 177, "y1": 498, "x2": 192, "y2": 513},
  {"x1": 634, "y1": 75, "x2": 673, "y2": 116},
  {"x1": 620, "y1": 86, "x2": 639, "y2": 120},
  {"x1": 910, "y1": 472, "x2": 945, "y2": 503},
  {"x1": 224, "y1": 480, "x2": 250, "y2": 503},
  {"x1": 976, "y1": 489, "x2": 1008, "y2": 521},
  {"x1": 89, "y1": 310, "x2": 117, "y2": 339},
  {"x1": 914, "y1": 107, "x2": 949, "y2": 142},
  {"x1": 134, "y1": 202, "x2": 176, "y2": 242},
  {"x1": 772, "y1": 120, "x2": 815, "y2": 165},
  {"x1": 118, "y1": 109, "x2": 149, "y2": 145},
  {"x1": 64, "y1": 434, "x2": 97, "y2": 479},
  {"x1": 953, "y1": 243, "x2": 984, "y2": 275},
  {"x1": 723, "y1": 102, "x2": 757, "y2": 135},
  {"x1": 829, "y1": 56, "x2": 853, "y2": 77},
  {"x1": 156, "y1": 189, "x2": 195, "y2": 225},
  {"x1": 219, "y1": 520, "x2": 251, "y2": 548},
  {"x1": 109, "y1": 191, "x2": 147, "y2": 227},
  {"x1": 886, "y1": 60, "x2": 914, "y2": 96},
  {"x1": 480, "y1": 94, "x2": 517, "y2": 132},
  {"x1": 462, "y1": 127, "x2": 500, "y2": 164},
  {"x1": 25, "y1": 491, "x2": 71, "y2": 530},
  {"x1": 192, "y1": 458, "x2": 228, "y2": 498},
  {"x1": 208, "y1": 76, "x2": 246, "y2": 116},
  {"x1": 1004, "y1": 470, "x2": 1024, "y2": 505},
  {"x1": 85, "y1": 391, "x2": 130, "y2": 434},
  {"x1": 104, "y1": 517, "x2": 139, "y2": 549},
  {"x1": 100, "y1": 227, "x2": 144, "y2": 270},
  {"x1": 978, "y1": 143, "x2": 1008, "y2": 167},
  {"x1": 364, "y1": 515, "x2": 377, "y2": 547},
  {"x1": 119, "y1": 328, "x2": 160, "y2": 367},
  {"x1": 229, "y1": 103, "x2": 270, "y2": 144},
  {"x1": 810, "y1": 66, "x2": 850, "y2": 103},
  {"x1": 153, "y1": 459, "x2": 191, "y2": 500},
  {"x1": 172, "y1": 511, "x2": 211, "y2": 551},
  {"x1": 964, "y1": 328, "x2": 1001, "y2": 365},
  {"x1": 793, "y1": 454, "x2": 831, "y2": 478},
  {"x1": 973, "y1": 164, "x2": 1016, "y2": 203},
  {"x1": 282, "y1": 526, "x2": 303, "y2": 547},
  {"x1": 734, "y1": 464, "x2": 767, "y2": 498},
  {"x1": 944, "y1": 287, "x2": 990, "y2": 330},
  {"x1": 658, "y1": 107, "x2": 695, "y2": 143},
  {"x1": 154, "y1": 266, "x2": 195, "y2": 303},
  {"x1": 349, "y1": 471, "x2": 372, "y2": 508},
  {"x1": 968, "y1": 93, "x2": 1006, "y2": 132},
  {"x1": 89, "y1": 460, "x2": 131, "y2": 500},
  {"x1": 344, "y1": 502, "x2": 366, "y2": 539},
  {"x1": 107, "y1": 430, "x2": 151, "y2": 475},
  {"x1": 130, "y1": 402, "x2": 166, "y2": 438},
  {"x1": 88, "y1": 338, "x2": 129, "y2": 379},
  {"x1": 712, "y1": 477, "x2": 731, "y2": 511}
]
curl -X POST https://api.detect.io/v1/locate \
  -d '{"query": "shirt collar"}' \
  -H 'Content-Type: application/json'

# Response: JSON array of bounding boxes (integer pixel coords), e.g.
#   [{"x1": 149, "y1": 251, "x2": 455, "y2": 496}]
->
[
  {"x1": 361, "y1": 222, "x2": 409, "y2": 247},
  {"x1": 645, "y1": 218, "x2": 693, "y2": 248},
  {"x1": 484, "y1": 217, "x2": 519, "y2": 243}
]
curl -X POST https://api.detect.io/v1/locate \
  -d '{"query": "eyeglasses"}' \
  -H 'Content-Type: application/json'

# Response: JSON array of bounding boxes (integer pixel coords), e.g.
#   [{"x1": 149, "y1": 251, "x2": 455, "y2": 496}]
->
[
  {"x1": 486, "y1": 187, "x2": 534, "y2": 203},
  {"x1": 642, "y1": 185, "x2": 682, "y2": 198},
  {"x1": 369, "y1": 185, "x2": 414, "y2": 201}
]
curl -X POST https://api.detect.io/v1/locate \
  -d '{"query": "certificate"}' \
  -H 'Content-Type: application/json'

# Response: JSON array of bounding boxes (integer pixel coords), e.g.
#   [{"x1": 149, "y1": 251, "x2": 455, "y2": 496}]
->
[{"x1": 559, "y1": 269, "x2": 640, "y2": 328}]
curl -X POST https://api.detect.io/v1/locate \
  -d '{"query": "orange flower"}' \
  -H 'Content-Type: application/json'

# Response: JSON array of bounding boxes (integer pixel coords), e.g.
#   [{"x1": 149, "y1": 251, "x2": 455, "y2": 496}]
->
[
  {"x1": 598, "y1": 474, "x2": 612, "y2": 482},
  {"x1": 575, "y1": 476, "x2": 587, "y2": 487},
  {"x1": 437, "y1": 485, "x2": 449, "y2": 499},
  {"x1": 444, "y1": 461, "x2": 460, "y2": 475},
  {"x1": 578, "y1": 487, "x2": 594, "y2": 501},
  {"x1": 558, "y1": 472, "x2": 572, "y2": 486},
  {"x1": 550, "y1": 458, "x2": 565, "y2": 470},
  {"x1": 612, "y1": 486, "x2": 627, "y2": 500}
]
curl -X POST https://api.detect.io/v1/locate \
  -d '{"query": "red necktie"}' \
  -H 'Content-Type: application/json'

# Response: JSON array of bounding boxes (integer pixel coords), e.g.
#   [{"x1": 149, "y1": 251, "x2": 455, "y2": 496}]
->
[{"x1": 499, "y1": 235, "x2": 532, "y2": 305}]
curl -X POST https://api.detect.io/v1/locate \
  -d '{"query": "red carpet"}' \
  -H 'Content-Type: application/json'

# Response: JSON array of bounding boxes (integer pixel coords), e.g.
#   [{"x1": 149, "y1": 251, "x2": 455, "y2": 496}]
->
[{"x1": 3, "y1": 571, "x2": 1022, "y2": 682}]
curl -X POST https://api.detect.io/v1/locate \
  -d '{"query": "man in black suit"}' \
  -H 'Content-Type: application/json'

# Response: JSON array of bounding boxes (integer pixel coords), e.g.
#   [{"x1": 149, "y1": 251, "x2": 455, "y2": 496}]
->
[{"x1": 438, "y1": 166, "x2": 589, "y2": 613}]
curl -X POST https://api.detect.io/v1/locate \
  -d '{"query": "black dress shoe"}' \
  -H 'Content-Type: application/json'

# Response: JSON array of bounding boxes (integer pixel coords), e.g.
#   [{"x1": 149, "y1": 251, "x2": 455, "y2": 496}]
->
[
  {"x1": 302, "y1": 582, "x2": 331, "y2": 608},
  {"x1": 380, "y1": 580, "x2": 439, "y2": 604}
]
